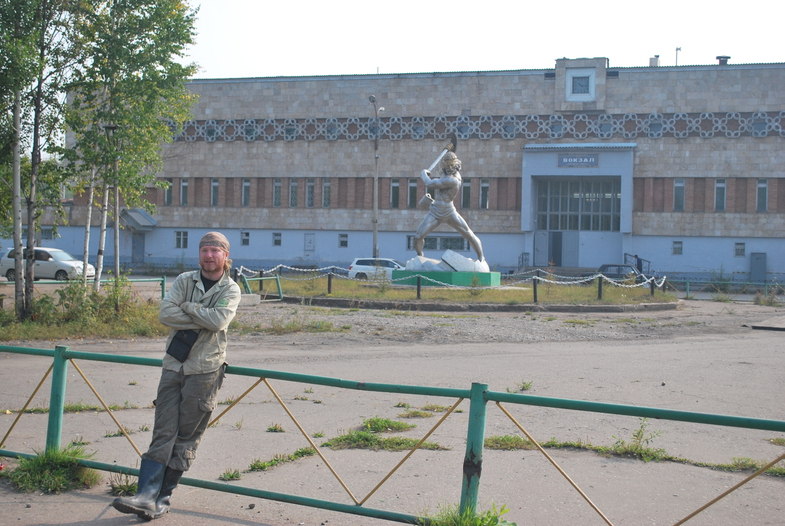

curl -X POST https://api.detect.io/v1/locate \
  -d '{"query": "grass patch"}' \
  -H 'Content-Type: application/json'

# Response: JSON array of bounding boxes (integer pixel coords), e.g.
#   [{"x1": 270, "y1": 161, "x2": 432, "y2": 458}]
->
[
  {"x1": 322, "y1": 430, "x2": 447, "y2": 451},
  {"x1": 262, "y1": 318, "x2": 347, "y2": 335},
  {"x1": 421, "y1": 503, "x2": 516, "y2": 526},
  {"x1": 219, "y1": 468, "x2": 241, "y2": 481},
  {"x1": 0, "y1": 279, "x2": 167, "y2": 341},
  {"x1": 770, "y1": 438, "x2": 785, "y2": 447},
  {"x1": 506, "y1": 380, "x2": 533, "y2": 393},
  {"x1": 247, "y1": 447, "x2": 316, "y2": 472},
  {"x1": 362, "y1": 417, "x2": 415, "y2": 433},
  {"x1": 108, "y1": 471, "x2": 137, "y2": 496},
  {"x1": 4, "y1": 445, "x2": 101, "y2": 493},
  {"x1": 266, "y1": 423, "x2": 285, "y2": 433},
  {"x1": 399, "y1": 409, "x2": 434, "y2": 419},
  {"x1": 484, "y1": 419, "x2": 785, "y2": 478},
  {"x1": 278, "y1": 276, "x2": 676, "y2": 305},
  {"x1": 485, "y1": 435, "x2": 537, "y2": 450}
]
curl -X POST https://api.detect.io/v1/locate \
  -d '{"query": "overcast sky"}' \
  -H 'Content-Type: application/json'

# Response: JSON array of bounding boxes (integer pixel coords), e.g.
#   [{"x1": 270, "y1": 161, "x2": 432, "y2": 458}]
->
[{"x1": 183, "y1": 0, "x2": 782, "y2": 78}]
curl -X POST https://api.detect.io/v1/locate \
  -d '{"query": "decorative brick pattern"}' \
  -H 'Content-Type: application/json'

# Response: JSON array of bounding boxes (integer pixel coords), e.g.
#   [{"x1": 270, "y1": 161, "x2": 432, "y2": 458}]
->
[{"x1": 176, "y1": 111, "x2": 785, "y2": 143}]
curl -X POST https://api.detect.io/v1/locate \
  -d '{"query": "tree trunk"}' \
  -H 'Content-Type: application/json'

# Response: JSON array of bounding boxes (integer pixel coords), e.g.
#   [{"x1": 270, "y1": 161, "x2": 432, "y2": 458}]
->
[
  {"x1": 82, "y1": 168, "x2": 96, "y2": 288},
  {"x1": 12, "y1": 90, "x2": 26, "y2": 320},
  {"x1": 93, "y1": 184, "x2": 110, "y2": 292}
]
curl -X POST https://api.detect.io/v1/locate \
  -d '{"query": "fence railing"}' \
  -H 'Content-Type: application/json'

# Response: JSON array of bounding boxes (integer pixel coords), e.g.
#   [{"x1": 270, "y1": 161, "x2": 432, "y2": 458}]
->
[{"x1": 2, "y1": 344, "x2": 784, "y2": 525}]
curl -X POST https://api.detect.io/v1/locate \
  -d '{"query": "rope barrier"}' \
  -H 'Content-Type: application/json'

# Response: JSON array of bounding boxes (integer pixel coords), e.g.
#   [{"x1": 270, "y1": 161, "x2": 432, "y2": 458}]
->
[{"x1": 237, "y1": 264, "x2": 666, "y2": 292}]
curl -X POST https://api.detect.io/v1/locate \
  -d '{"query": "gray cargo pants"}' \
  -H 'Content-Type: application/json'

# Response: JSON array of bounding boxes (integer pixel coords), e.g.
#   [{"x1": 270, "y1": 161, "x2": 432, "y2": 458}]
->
[{"x1": 143, "y1": 365, "x2": 225, "y2": 471}]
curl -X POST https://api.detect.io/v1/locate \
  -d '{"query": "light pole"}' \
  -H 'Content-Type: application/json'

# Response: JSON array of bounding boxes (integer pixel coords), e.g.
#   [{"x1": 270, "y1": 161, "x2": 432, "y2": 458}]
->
[{"x1": 369, "y1": 95, "x2": 384, "y2": 259}]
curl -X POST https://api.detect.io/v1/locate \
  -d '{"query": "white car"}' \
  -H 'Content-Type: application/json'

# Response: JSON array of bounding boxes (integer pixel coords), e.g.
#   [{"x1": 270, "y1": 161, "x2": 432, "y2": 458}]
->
[
  {"x1": 348, "y1": 257, "x2": 404, "y2": 281},
  {"x1": 0, "y1": 247, "x2": 96, "y2": 281}
]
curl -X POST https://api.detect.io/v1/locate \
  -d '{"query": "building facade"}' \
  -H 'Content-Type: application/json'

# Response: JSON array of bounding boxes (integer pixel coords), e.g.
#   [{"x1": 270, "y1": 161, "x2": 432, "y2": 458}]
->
[{"x1": 20, "y1": 56, "x2": 785, "y2": 280}]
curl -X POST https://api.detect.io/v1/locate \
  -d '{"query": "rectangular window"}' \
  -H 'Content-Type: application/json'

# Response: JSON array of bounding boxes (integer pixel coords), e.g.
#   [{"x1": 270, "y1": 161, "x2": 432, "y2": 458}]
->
[
  {"x1": 240, "y1": 231, "x2": 250, "y2": 246},
  {"x1": 322, "y1": 178, "x2": 331, "y2": 208},
  {"x1": 164, "y1": 178, "x2": 173, "y2": 206},
  {"x1": 714, "y1": 179, "x2": 726, "y2": 212},
  {"x1": 480, "y1": 179, "x2": 490, "y2": 209},
  {"x1": 735, "y1": 242, "x2": 745, "y2": 257},
  {"x1": 179, "y1": 180, "x2": 188, "y2": 206},
  {"x1": 757, "y1": 179, "x2": 768, "y2": 212},
  {"x1": 272, "y1": 232, "x2": 282, "y2": 246},
  {"x1": 571, "y1": 75, "x2": 590, "y2": 94},
  {"x1": 289, "y1": 179, "x2": 298, "y2": 207},
  {"x1": 673, "y1": 178, "x2": 684, "y2": 212},
  {"x1": 407, "y1": 178, "x2": 418, "y2": 208},
  {"x1": 241, "y1": 178, "x2": 251, "y2": 207},
  {"x1": 390, "y1": 179, "x2": 400, "y2": 208},
  {"x1": 440, "y1": 237, "x2": 468, "y2": 251},
  {"x1": 338, "y1": 233, "x2": 348, "y2": 248},
  {"x1": 672, "y1": 240, "x2": 683, "y2": 255},
  {"x1": 175, "y1": 231, "x2": 188, "y2": 249},
  {"x1": 462, "y1": 178, "x2": 471, "y2": 209},
  {"x1": 273, "y1": 178, "x2": 282, "y2": 207},
  {"x1": 210, "y1": 178, "x2": 219, "y2": 206},
  {"x1": 306, "y1": 178, "x2": 315, "y2": 208}
]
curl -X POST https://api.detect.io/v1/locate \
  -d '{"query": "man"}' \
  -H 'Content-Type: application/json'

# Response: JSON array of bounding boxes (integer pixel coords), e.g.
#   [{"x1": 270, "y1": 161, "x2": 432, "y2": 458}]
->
[
  {"x1": 112, "y1": 231, "x2": 241, "y2": 520},
  {"x1": 413, "y1": 151, "x2": 485, "y2": 262}
]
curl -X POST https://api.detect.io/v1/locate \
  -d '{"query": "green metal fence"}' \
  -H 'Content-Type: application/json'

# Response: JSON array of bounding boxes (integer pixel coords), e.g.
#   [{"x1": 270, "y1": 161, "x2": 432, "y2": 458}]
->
[{"x1": 1, "y1": 344, "x2": 784, "y2": 525}]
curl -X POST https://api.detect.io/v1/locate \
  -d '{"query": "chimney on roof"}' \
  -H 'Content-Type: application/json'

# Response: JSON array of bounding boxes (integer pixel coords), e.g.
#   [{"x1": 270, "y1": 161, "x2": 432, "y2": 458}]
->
[
  {"x1": 649, "y1": 55, "x2": 660, "y2": 67},
  {"x1": 716, "y1": 55, "x2": 731, "y2": 65}
]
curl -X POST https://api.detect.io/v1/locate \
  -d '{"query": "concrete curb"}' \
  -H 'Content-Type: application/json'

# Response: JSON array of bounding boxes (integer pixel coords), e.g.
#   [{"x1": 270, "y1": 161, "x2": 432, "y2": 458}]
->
[{"x1": 279, "y1": 295, "x2": 680, "y2": 313}]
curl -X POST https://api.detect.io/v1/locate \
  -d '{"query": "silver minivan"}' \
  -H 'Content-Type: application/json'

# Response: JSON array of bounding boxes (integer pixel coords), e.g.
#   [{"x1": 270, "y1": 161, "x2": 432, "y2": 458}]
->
[{"x1": 1, "y1": 247, "x2": 96, "y2": 281}]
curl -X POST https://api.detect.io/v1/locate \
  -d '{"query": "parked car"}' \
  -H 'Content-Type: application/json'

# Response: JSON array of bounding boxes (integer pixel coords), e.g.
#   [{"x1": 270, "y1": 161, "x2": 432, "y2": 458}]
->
[
  {"x1": 0, "y1": 247, "x2": 96, "y2": 281},
  {"x1": 597, "y1": 263, "x2": 645, "y2": 282},
  {"x1": 348, "y1": 257, "x2": 404, "y2": 280}
]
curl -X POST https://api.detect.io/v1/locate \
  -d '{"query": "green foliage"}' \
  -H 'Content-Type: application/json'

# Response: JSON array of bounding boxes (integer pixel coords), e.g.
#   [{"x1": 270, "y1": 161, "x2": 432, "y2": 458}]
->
[
  {"x1": 6, "y1": 445, "x2": 101, "y2": 494},
  {"x1": 322, "y1": 430, "x2": 446, "y2": 451},
  {"x1": 266, "y1": 423, "x2": 285, "y2": 433},
  {"x1": 361, "y1": 417, "x2": 415, "y2": 433},
  {"x1": 611, "y1": 418, "x2": 667, "y2": 462},
  {"x1": 108, "y1": 471, "x2": 137, "y2": 496},
  {"x1": 422, "y1": 503, "x2": 517, "y2": 526},
  {"x1": 219, "y1": 468, "x2": 241, "y2": 481},
  {"x1": 484, "y1": 435, "x2": 536, "y2": 451},
  {"x1": 0, "y1": 281, "x2": 166, "y2": 341},
  {"x1": 247, "y1": 447, "x2": 315, "y2": 472},
  {"x1": 280, "y1": 276, "x2": 676, "y2": 305}
]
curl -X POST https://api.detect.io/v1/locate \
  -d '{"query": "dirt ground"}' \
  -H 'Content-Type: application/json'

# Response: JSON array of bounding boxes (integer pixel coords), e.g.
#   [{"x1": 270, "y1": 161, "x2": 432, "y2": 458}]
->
[{"x1": 1, "y1": 298, "x2": 785, "y2": 526}]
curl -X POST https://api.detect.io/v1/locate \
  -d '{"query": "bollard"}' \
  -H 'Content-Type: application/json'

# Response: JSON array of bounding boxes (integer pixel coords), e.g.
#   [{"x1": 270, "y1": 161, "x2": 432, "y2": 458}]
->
[
  {"x1": 597, "y1": 276, "x2": 603, "y2": 300},
  {"x1": 46, "y1": 345, "x2": 69, "y2": 451},
  {"x1": 459, "y1": 382, "x2": 488, "y2": 514},
  {"x1": 533, "y1": 270, "x2": 539, "y2": 303}
]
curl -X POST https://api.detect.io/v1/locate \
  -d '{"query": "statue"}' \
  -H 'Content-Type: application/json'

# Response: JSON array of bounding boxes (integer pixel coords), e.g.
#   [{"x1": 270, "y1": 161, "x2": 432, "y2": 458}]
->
[{"x1": 413, "y1": 150, "x2": 485, "y2": 263}]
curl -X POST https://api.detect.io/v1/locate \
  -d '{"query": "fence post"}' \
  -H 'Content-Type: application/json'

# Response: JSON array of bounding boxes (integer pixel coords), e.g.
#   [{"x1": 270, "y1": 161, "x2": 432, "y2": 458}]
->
[
  {"x1": 597, "y1": 276, "x2": 603, "y2": 300},
  {"x1": 46, "y1": 345, "x2": 69, "y2": 451},
  {"x1": 533, "y1": 270, "x2": 539, "y2": 304},
  {"x1": 328, "y1": 272, "x2": 333, "y2": 294},
  {"x1": 650, "y1": 278, "x2": 655, "y2": 296},
  {"x1": 259, "y1": 271, "x2": 264, "y2": 292},
  {"x1": 459, "y1": 382, "x2": 488, "y2": 514},
  {"x1": 416, "y1": 276, "x2": 422, "y2": 300},
  {"x1": 160, "y1": 275, "x2": 166, "y2": 299}
]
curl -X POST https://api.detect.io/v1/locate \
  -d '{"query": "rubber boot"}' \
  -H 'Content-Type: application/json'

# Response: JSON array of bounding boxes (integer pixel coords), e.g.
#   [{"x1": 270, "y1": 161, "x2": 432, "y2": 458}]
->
[
  {"x1": 149, "y1": 467, "x2": 184, "y2": 519},
  {"x1": 112, "y1": 458, "x2": 166, "y2": 520}
]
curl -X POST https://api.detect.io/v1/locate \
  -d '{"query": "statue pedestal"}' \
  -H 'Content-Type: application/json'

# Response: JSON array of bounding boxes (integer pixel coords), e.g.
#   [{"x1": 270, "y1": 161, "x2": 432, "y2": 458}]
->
[{"x1": 395, "y1": 250, "x2": 499, "y2": 287}]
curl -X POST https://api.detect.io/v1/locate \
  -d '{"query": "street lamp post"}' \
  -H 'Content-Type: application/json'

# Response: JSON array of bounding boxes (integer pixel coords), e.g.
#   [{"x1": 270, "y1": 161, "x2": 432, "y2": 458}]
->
[{"x1": 369, "y1": 95, "x2": 384, "y2": 259}]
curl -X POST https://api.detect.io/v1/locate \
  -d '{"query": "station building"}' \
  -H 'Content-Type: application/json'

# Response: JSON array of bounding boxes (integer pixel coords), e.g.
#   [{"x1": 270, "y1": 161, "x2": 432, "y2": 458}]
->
[{"x1": 34, "y1": 56, "x2": 785, "y2": 280}]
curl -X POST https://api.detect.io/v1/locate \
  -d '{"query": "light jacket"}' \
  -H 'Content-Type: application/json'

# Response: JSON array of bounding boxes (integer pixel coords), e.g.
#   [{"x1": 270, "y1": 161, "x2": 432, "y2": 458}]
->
[{"x1": 159, "y1": 269, "x2": 242, "y2": 374}]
